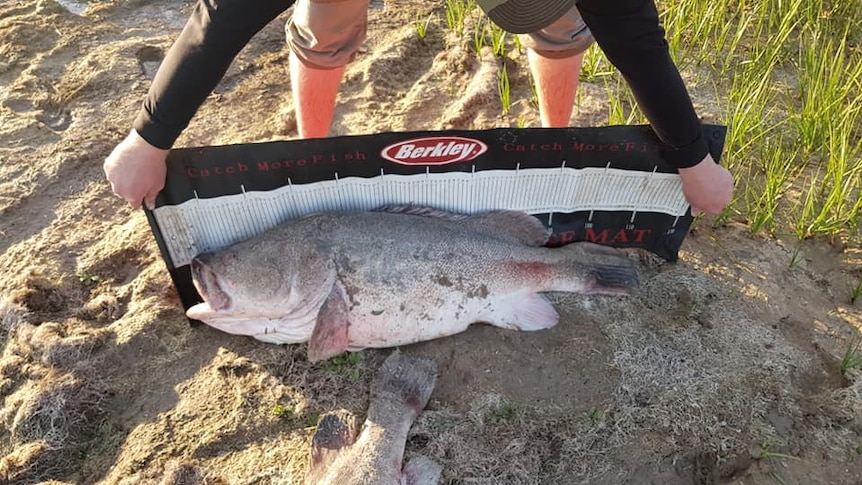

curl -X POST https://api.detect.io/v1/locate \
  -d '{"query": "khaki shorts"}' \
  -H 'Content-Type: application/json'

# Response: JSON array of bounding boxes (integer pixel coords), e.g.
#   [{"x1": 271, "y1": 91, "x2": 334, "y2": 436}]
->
[
  {"x1": 285, "y1": 0, "x2": 370, "y2": 69},
  {"x1": 285, "y1": 0, "x2": 595, "y2": 69},
  {"x1": 518, "y1": 3, "x2": 595, "y2": 59}
]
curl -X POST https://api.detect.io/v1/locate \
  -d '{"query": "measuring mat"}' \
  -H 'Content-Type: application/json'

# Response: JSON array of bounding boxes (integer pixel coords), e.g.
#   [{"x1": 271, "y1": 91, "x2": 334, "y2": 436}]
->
[{"x1": 145, "y1": 125, "x2": 727, "y2": 314}]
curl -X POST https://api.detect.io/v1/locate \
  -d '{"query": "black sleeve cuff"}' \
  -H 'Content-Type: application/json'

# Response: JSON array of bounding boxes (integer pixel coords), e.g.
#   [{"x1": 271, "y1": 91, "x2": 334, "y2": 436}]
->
[
  {"x1": 133, "y1": 106, "x2": 179, "y2": 150},
  {"x1": 659, "y1": 130, "x2": 709, "y2": 169}
]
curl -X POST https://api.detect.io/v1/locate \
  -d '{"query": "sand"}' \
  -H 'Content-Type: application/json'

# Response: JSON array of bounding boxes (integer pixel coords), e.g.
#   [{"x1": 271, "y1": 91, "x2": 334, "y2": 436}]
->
[{"x1": 1, "y1": 1, "x2": 861, "y2": 483}]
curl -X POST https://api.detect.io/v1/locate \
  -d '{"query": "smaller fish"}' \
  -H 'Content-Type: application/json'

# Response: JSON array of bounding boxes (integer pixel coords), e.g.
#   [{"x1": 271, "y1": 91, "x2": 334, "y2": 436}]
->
[{"x1": 306, "y1": 351, "x2": 441, "y2": 485}]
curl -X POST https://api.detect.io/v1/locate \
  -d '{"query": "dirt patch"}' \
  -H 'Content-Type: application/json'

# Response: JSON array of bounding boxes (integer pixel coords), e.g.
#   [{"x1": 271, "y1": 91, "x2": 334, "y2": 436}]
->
[
  {"x1": 1, "y1": 1, "x2": 861, "y2": 484},
  {"x1": 409, "y1": 305, "x2": 618, "y2": 413}
]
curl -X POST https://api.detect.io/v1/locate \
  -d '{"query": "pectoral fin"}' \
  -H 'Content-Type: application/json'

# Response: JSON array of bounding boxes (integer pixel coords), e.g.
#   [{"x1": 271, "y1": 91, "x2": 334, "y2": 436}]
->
[{"x1": 308, "y1": 282, "x2": 351, "y2": 362}]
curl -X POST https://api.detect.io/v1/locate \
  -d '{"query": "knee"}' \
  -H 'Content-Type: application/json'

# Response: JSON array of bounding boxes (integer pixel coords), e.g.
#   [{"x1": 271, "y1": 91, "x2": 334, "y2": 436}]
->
[
  {"x1": 286, "y1": 0, "x2": 369, "y2": 69},
  {"x1": 520, "y1": 4, "x2": 595, "y2": 59}
]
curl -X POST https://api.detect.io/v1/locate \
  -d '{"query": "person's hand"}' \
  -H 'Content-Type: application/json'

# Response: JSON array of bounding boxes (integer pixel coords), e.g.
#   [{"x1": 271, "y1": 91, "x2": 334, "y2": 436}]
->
[
  {"x1": 104, "y1": 130, "x2": 169, "y2": 210},
  {"x1": 678, "y1": 153, "x2": 734, "y2": 216}
]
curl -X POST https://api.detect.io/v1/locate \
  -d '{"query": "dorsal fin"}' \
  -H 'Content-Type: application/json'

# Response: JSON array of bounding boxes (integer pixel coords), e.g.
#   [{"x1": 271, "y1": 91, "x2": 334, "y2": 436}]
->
[
  {"x1": 462, "y1": 210, "x2": 549, "y2": 246},
  {"x1": 374, "y1": 204, "x2": 470, "y2": 221},
  {"x1": 374, "y1": 205, "x2": 549, "y2": 246},
  {"x1": 305, "y1": 409, "x2": 361, "y2": 483}
]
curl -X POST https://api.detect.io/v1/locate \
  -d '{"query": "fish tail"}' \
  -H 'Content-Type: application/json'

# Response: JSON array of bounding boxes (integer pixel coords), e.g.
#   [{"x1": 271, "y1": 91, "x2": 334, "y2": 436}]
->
[
  {"x1": 514, "y1": 242, "x2": 640, "y2": 295},
  {"x1": 547, "y1": 242, "x2": 640, "y2": 294},
  {"x1": 584, "y1": 261, "x2": 641, "y2": 293},
  {"x1": 306, "y1": 409, "x2": 362, "y2": 482},
  {"x1": 367, "y1": 352, "x2": 437, "y2": 423}
]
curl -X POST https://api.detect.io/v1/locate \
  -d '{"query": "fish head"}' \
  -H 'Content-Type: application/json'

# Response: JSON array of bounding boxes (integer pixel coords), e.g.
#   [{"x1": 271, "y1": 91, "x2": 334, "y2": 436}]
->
[
  {"x1": 185, "y1": 236, "x2": 338, "y2": 328},
  {"x1": 187, "y1": 249, "x2": 294, "y2": 320}
]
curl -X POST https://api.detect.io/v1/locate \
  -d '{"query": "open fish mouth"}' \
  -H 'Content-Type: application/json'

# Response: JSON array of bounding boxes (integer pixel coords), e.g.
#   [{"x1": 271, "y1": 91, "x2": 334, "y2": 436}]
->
[{"x1": 190, "y1": 256, "x2": 232, "y2": 311}]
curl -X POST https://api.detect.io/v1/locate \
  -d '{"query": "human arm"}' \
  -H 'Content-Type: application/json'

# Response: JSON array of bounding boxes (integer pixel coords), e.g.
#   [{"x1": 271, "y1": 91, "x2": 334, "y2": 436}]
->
[
  {"x1": 105, "y1": 0, "x2": 293, "y2": 209},
  {"x1": 576, "y1": 0, "x2": 733, "y2": 215}
]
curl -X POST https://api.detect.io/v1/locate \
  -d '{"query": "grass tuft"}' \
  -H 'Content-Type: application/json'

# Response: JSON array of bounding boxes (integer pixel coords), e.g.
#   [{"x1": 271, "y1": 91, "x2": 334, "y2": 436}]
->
[
  {"x1": 444, "y1": 0, "x2": 471, "y2": 39},
  {"x1": 851, "y1": 276, "x2": 862, "y2": 305},
  {"x1": 323, "y1": 351, "x2": 365, "y2": 379},
  {"x1": 485, "y1": 400, "x2": 521, "y2": 425},
  {"x1": 471, "y1": 16, "x2": 486, "y2": 54},
  {"x1": 840, "y1": 332, "x2": 862, "y2": 372},
  {"x1": 498, "y1": 64, "x2": 511, "y2": 115},
  {"x1": 487, "y1": 21, "x2": 508, "y2": 57},
  {"x1": 414, "y1": 13, "x2": 433, "y2": 41},
  {"x1": 273, "y1": 403, "x2": 319, "y2": 429},
  {"x1": 619, "y1": 0, "x2": 862, "y2": 244},
  {"x1": 580, "y1": 44, "x2": 614, "y2": 82},
  {"x1": 0, "y1": 298, "x2": 28, "y2": 342},
  {"x1": 579, "y1": 407, "x2": 605, "y2": 428},
  {"x1": 759, "y1": 442, "x2": 804, "y2": 462}
]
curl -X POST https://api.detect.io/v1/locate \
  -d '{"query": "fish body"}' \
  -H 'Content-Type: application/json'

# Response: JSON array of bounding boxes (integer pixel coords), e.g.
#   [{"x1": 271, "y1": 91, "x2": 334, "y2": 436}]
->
[
  {"x1": 305, "y1": 351, "x2": 440, "y2": 485},
  {"x1": 187, "y1": 206, "x2": 639, "y2": 361}
]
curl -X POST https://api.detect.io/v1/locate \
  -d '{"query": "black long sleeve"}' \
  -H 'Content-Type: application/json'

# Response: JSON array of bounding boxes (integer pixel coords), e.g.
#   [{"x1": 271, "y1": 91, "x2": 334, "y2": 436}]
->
[
  {"x1": 133, "y1": 0, "x2": 293, "y2": 149},
  {"x1": 577, "y1": 0, "x2": 709, "y2": 168},
  {"x1": 134, "y1": 0, "x2": 708, "y2": 169}
]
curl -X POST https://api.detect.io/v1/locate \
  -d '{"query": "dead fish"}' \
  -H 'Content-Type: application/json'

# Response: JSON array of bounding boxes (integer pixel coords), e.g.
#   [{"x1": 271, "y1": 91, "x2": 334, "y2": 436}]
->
[
  {"x1": 305, "y1": 351, "x2": 440, "y2": 485},
  {"x1": 186, "y1": 206, "x2": 639, "y2": 361}
]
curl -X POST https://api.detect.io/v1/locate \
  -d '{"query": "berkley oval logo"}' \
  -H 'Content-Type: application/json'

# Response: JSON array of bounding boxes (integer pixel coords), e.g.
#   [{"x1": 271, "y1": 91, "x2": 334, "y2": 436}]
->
[{"x1": 380, "y1": 136, "x2": 489, "y2": 165}]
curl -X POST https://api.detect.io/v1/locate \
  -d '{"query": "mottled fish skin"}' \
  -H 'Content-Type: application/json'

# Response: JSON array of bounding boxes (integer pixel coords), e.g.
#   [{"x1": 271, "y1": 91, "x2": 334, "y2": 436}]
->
[
  {"x1": 305, "y1": 351, "x2": 440, "y2": 485},
  {"x1": 186, "y1": 206, "x2": 639, "y2": 359}
]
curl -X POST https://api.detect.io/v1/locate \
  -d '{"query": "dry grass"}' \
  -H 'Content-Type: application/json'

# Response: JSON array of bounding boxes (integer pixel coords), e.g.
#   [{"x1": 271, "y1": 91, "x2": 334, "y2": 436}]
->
[
  {"x1": 23, "y1": 322, "x2": 106, "y2": 370},
  {"x1": 0, "y1": 440, "x2": 68, "y2": 484},
  {"x1": 158, "y1": 461, "x2": 225, "y2": 485},
  {"x1": 543, "y1": 262, "x2": 843, "y2": 481},
  {"x1": 5, "y1": 370, "x2": 104, "y2": 446},
  {"x1": 0, "y1": 297, "x2": 28, "y2": 344},
  {"x1": 0, "y1": 323, "x2": 107, "y2": 483}
]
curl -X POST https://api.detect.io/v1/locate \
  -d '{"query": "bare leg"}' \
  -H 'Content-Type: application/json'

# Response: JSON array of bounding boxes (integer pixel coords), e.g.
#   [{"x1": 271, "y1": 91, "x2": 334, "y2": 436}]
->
[
  {"x1": 527, "y1": 49, "x2": 584, "y2": 128},
  {"x1": 290, "y1": 51, "x2": 345, "y2": 138}
]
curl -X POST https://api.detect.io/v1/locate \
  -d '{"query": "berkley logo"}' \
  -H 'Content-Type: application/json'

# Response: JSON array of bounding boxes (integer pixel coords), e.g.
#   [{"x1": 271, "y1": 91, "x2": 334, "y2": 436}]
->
[{"x1": 380, "y1": 137, "x2": 488, "y2": 165}]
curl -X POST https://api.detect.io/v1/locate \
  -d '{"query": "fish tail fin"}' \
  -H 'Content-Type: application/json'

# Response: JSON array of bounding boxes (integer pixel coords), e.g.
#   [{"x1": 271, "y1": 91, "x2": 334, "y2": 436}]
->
[
  {"x1": 367, "y1": 351, "x2": 437, "y2": 424},
  {"x1": 556, "y1": 242, "x2": 640, "y2": 294},
  {"x1": 403, "y1": 455, "x2": 443, "y2": 485},
  {"x1": 306, "y1": 409, "x2": 361, "y2": 483}
]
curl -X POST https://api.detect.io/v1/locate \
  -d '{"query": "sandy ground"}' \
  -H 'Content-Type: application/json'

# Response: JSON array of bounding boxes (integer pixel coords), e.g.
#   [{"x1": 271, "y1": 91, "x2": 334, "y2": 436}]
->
[{"x1": 1, "y1": 1, "x2": 861, "y2": 484}]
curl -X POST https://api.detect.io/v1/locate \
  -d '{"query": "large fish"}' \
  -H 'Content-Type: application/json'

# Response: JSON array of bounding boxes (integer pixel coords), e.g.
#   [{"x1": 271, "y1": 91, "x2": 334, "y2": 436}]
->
[
  {"x1": 305, "y1": 351, "x2": 440, "y2": 485},
  {"x1": 187, "y1": 206, "x2": 639, "y2": 361}
]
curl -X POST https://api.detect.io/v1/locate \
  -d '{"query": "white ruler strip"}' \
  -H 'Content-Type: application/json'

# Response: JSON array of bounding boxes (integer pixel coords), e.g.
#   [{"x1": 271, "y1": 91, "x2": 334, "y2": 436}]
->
[{"x1": 153, "y1": 166, "x2": 687, "y2": 267}]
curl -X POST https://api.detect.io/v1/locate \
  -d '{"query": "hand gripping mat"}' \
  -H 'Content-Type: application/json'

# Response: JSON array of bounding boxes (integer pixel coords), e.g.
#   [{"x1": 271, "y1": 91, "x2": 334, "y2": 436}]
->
[{"x1": 145, "y1": 125, "x2": 727, "y2": 315}]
